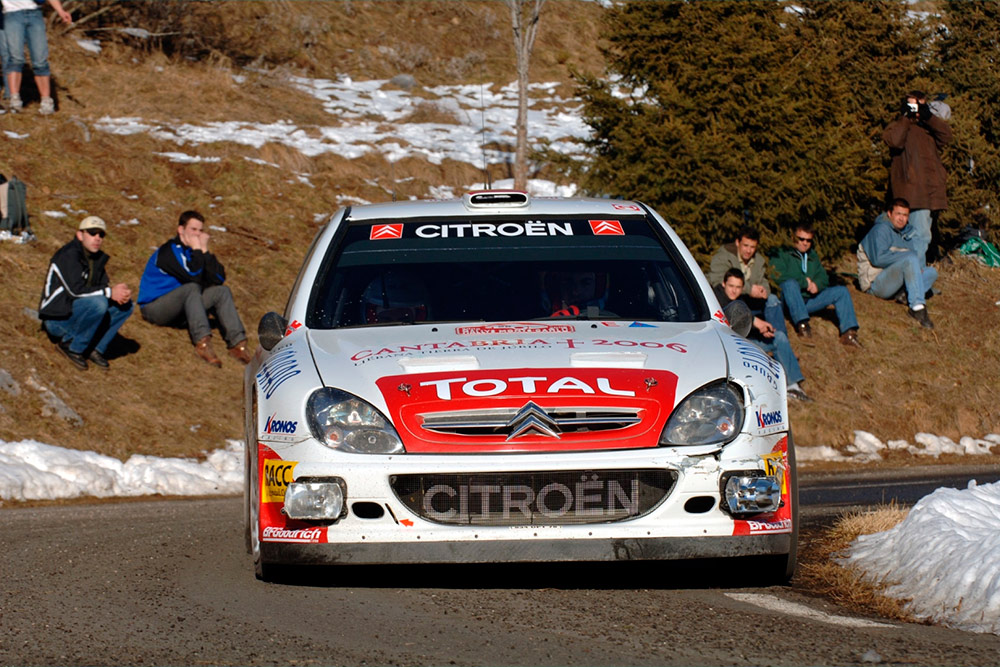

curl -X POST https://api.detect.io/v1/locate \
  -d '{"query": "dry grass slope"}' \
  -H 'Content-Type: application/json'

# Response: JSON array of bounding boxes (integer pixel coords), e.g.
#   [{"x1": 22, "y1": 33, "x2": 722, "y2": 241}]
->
[{"x1": 797, "y1": 505, "x2": 913, "y2": 621}]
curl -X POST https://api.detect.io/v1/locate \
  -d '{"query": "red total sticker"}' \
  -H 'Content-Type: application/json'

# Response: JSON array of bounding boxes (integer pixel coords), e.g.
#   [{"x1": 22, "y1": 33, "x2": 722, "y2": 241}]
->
[
  {"x1": 376, "y1": 367, "x2": 678, "y2": 453},
  {"x1": 370, "y1": 224, "x2": 403, "y2": 240},
  {"x1": 589, "y1": 220, "x2": 624, "y2": 235},
  {"x1": 612, "y1": 203, "x2": 642, "y2": 212}
]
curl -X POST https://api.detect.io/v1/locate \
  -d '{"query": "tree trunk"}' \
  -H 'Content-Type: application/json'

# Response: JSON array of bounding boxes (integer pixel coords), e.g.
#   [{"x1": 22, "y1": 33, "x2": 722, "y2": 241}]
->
[{"x1": 507, "y1": 0, "x2": 546, "y2": 191}]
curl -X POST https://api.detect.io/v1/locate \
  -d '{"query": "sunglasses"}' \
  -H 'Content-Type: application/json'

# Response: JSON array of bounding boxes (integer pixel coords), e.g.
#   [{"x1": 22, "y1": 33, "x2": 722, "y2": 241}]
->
[
  {"x1": 795, "y1": 236, "x2": 813, "y2": 243},
  {"x1": 84, "y1": 229, "x2": 106, "y2": 238}
]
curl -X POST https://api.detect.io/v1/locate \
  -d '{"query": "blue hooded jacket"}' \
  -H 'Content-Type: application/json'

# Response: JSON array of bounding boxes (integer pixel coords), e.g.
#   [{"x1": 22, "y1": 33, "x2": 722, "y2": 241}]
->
[{"x1": 857, "y1": 212, "x2": 921, "y2": 291}]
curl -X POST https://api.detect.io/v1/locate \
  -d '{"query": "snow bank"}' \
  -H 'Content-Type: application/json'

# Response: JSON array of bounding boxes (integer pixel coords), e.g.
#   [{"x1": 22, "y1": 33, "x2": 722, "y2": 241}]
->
[
  {"x1": 0, "y1": 440, "x2": 242, "y2": 501},
  {"x1": 844, "y1": 480, "x2": 1000, "y2": 635}
]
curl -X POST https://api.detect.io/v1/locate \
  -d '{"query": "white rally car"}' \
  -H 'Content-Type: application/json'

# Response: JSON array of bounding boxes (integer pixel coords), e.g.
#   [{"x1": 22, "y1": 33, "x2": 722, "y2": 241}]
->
[{"x1": 244, "y1": 191, "x2": 796, "y2": 582}]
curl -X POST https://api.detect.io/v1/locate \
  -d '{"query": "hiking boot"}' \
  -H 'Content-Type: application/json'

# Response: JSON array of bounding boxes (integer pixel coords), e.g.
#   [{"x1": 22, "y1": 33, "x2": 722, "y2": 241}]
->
[
  {"x1": 88, "y1": 349, "x2": 110, "y2": 370},
  {"x1": 9, "y1": 94, "x2": 22, "y2": 112},
  {"x1": 908, "y1": 307, "x2": 934, "y2": 329},
  {"x1": 839, "y1": 328, "x2": 863, "y2": 348},
  {"x1": 57, "y1": 341, "x2": 88, "y2": 371},
  {"x1": 194, "y1": 336, "x2": 222, "y2": 367},
  {"x1": 787, "y1": 386, "x2": 813, "y2": 402},
  {"x1": 794, "y1": 320, "x2": 812, "y2": 338},
  {"x1": 39, "y1": 97, "x2": 54, "y2": 115},
  {"x1": 228, "y1": 339, "x2": 253, "y2": 364}
]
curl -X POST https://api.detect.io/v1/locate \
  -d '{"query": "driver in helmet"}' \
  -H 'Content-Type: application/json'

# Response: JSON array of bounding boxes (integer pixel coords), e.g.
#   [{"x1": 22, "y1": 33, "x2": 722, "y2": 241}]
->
[
  {"x1": 362, "y1": 270, "x2": 430, "y2": 324},
  {"x1": 543, "y1": 270, "x2": 608, "y2": 317}
]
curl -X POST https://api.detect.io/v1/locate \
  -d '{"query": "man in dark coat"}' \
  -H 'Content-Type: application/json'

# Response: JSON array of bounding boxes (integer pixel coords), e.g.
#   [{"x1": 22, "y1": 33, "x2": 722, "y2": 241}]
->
[
  {"x1": 883, "y1": 89, "x2": 952, "y2": 267},
  {"x1": 39, "y1": 216, "x2": 133, "y2": 370}
]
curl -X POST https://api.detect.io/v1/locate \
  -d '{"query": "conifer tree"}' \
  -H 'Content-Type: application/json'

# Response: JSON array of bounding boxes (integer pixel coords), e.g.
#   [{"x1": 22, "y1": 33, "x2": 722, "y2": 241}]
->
[
  {"x1": 932, "y1": 1, "x2": 1000, "y2": 237},
  {"x1": 574, "y1": 0, "x2": 931, "y2": 261}
]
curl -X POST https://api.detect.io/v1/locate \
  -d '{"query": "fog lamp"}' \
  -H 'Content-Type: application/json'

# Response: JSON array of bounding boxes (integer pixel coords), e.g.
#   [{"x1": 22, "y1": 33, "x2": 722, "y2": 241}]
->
[
  {"x1": 284, "y1": 480, "x2": 345, "y2": 520},
  {"x1": 724, "y1": 475, "x2": 781, "y2": 515}
]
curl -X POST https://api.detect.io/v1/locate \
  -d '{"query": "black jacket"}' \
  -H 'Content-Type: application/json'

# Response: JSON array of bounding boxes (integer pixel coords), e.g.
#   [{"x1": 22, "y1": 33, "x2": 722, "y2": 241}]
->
[{"x1": 39, "y1": 238, "x2": 111, "y2": 319}]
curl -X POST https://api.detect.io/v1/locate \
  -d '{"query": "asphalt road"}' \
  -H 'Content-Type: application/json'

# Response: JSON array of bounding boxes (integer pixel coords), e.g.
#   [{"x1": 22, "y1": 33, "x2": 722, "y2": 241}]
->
[{"x1": 2, "y1": 468, "x2": 1000, "y2": 666}]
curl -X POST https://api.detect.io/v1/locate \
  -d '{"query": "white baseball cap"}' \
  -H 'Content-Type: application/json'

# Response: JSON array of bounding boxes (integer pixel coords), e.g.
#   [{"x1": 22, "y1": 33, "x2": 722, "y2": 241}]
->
[{"x1": 78, "y1": 216, "x2": 107, "y2": 232}]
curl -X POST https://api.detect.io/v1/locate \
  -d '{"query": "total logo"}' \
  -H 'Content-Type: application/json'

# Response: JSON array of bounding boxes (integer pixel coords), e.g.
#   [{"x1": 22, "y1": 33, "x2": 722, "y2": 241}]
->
[
  {"x1": 419, "y1": 374, "x2": 636, "y2": 400},
  {"x1": 756, "y1": 406, "x2": 783, "y2": 429},
  {"x1": 265, "y1": 413, "x2": 298, "y2": 434}
]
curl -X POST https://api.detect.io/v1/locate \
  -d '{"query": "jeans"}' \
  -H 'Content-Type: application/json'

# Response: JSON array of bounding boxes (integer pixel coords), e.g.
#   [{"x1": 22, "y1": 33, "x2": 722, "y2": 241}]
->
[
  {"x1": 44, "y1": 297, "x2": 134, "y2": 355},
  {"x1": 0, "y1": 22, "x2": 9, "y2": 95},
  {"x1": 3, "y1": 8, "x2": 49, "y2": 76},
  {"x1": 869, "y1": 254, "x2": 938, "y2": 308},
  {"x1": 748, "y1": 294, "x2": 804, "y2": 386},
  {"x1": 140, "y1": 282, "x2": 246, "y2": 347},
  {"x1": 908, "y1": 208, "x2": 932, "y2": 268},
  {"x1": 779, "y1": 280, "x2": 859, "y2": 334}
]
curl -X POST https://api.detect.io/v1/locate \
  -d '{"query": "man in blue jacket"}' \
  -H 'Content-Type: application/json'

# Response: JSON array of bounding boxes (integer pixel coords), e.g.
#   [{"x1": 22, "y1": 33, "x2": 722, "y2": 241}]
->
[
  {"x1": 857, "y1": 199, "x2": 938, "y2": 329},
  {"x1": 138, "y1": 210, "x2": 252, "y2": 366}
]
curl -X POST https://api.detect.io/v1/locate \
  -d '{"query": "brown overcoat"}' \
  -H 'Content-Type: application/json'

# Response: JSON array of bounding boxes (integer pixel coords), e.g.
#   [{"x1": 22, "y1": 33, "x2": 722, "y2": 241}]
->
[{"x1": 882, "y1": 115, "x2": 952, "y2": 211}]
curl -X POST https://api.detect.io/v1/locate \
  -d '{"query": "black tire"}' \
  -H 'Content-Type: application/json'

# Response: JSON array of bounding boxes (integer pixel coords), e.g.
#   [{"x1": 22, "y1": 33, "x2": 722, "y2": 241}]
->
[
  {"x1": 766, "y1": 430, "x2": 799, "y2": 584},
  {"x1": 243, "y1": 392, "x2": 257, "y2": 555}
]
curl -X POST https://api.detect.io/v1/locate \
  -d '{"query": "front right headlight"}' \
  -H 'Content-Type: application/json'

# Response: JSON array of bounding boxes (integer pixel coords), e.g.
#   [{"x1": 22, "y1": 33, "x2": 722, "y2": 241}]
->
[
  {"x1": 306, "y1": 387, "x2": 405, "y2": 454},
  {"x1": 659, "y1": 381, "x2": 744, "y2": 446}
]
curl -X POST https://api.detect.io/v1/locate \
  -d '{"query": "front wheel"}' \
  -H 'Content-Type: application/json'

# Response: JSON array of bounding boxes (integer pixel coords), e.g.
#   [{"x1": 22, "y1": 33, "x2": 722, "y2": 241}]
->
[{"x1": 765, "y1": 431, "x2": 799, "y2": 584}]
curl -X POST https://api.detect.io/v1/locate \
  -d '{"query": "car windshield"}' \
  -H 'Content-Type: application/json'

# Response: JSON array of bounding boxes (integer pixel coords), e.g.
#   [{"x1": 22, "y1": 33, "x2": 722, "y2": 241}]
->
[{"x1": 306, "y1": 214, "x2": 709, "y2": 328}]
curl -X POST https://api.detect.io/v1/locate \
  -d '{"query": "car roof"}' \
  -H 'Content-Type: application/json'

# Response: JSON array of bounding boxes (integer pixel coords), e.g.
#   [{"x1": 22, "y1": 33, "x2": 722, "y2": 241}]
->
[{"x1": 343, "y1": 191, "x2": 648, "y2": 221}]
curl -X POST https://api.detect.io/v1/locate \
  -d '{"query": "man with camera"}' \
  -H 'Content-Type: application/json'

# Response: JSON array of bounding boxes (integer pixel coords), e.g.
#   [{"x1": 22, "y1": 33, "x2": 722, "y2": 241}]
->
[{"x1": 882, "y1": 90, "x2": 952, "y2": 267}]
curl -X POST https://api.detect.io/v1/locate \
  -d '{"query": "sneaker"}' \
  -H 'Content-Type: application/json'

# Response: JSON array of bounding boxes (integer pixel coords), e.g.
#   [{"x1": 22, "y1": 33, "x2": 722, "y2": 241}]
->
[
  {"x1": 839, "y1": 328, "x2": 863, "y2": 348},
  {"x1": 9, "y1": 94, "x2": 22, "y2": 112},
  {"x1": 39, "y1": 96, "x2": 54, "y2": 115},
  {"x1": 88, "y1": 349, "x2": 110, "y2": 370},
  {"x1": 57, "y1": 341, "x2": 88, "y2": 371},
  {"x1": 194, "y1": 336, "x2": 222, "y2": 367},
  {"x1": 794, "y1": 320, "x2": 812, "y2": 338},
  {"x1": 787, "y1": 386, "x2": 813, "y2": 402},
  {"x1": 908, "y1": 307, "x2": 934, "y2": 329},
  {"x1": 228, "y1": 339, "x2": 253, "y2": 364}
]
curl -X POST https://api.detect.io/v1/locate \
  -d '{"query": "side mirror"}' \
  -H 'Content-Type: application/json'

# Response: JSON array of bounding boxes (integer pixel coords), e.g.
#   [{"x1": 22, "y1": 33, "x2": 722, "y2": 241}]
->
[
  {"x1": 258, "y1": 311, "x2": 288, "y2": 351},
  {"x1": 722, "y1": 299, "x2": 753, "y2": 338}
]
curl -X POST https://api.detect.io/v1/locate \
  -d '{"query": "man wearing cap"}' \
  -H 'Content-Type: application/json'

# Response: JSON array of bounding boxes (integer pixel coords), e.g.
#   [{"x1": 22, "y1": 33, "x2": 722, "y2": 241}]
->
[
  {"x1": 39, "y1": 216, "x2": 133, "y2": 370},
  {"x1": 137, "y1": 210, "x2": 251, "y2": 367}
]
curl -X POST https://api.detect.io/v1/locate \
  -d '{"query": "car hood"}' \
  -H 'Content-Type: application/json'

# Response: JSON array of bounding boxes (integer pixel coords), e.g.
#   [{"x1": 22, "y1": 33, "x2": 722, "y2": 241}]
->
[{"x1": 306, "y1": 321, "x2": 729, "y2": 453}]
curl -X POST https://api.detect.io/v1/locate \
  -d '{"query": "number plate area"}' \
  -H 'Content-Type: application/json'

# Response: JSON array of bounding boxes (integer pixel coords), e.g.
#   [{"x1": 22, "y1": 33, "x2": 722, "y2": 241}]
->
[{"x1": 390, "y1": 469, "x2": 677, "y2": 526}]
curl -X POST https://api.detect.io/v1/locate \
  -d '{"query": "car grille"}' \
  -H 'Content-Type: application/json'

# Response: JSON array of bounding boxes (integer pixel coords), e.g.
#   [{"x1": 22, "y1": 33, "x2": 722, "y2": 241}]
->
[
  {"x1": 418, "y1": 402, "x2": 642, "y2": 441},
  {"x1": 390, "y1": 469, "x2": 676, "y2": 526}
]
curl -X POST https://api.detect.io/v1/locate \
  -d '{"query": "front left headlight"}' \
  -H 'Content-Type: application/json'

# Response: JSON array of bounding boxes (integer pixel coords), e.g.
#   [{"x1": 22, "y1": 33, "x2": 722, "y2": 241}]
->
[
  {"x1": 306, "y1": 387, "x2": 405, "y2": 454},
  {"x1": 659, "y1": 381, "x2": 744, "y2": 446}
]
